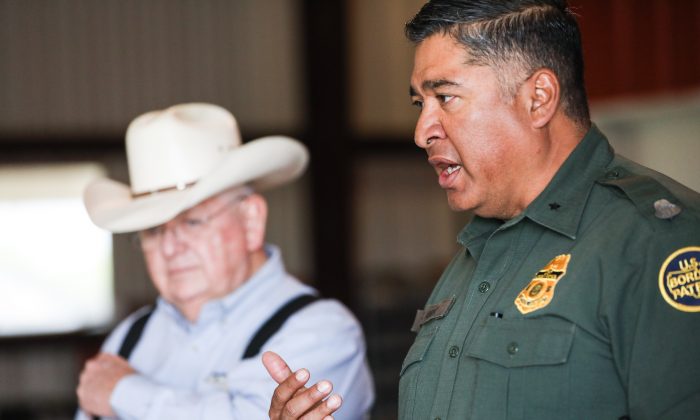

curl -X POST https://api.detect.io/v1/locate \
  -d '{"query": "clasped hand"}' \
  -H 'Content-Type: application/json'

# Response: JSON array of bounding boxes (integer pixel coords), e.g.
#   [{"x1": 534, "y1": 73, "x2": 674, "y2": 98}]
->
[{"x1": 77, "y1": 352, "x2": 135, "y2": 417}]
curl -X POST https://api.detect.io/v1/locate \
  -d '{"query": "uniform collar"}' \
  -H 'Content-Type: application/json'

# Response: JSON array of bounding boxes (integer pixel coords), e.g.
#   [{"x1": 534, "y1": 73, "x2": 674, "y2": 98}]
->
[
  {"x1": 524, "y1": 125, "x2": 614, "y2": 239},
  {"x1": 458, "y1": 216, "x2": 503, "y2": 260},
  {"x1": 459, "y1": 125, "x2": 614, "y2": 257}
]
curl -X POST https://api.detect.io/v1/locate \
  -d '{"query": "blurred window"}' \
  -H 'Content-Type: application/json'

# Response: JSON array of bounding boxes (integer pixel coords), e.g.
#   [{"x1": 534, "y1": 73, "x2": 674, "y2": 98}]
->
[{"x1": 0, "y1": 163, "x2": 113, "y2": 336}]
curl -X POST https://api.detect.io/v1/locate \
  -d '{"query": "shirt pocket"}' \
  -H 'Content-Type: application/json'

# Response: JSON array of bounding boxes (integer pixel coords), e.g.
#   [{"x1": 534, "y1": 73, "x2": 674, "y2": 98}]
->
[
  {"x1": 400, "y1": 324, "x2": 437, "y2": 376},
  {"x1": 466, "y1": 316, "x2": 576, "y2": 419},
  {"x1": 398, "y1": 324, "x2": 438, "y2": 420},
  {"x1": 467, "y1": 316, "x2": 575, "y2": 367}
]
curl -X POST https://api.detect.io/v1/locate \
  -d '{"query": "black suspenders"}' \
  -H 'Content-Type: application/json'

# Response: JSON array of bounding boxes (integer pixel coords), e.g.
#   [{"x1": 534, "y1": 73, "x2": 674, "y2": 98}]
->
[
  {"x1": 93, "y1": 295, "x2": 319, "y2": 418},
  {"x1": 93, "y1": 309, "x2": 155, "y2": 420},
  {"x1": 118, "y1": 294, "x2": 319, "y2": 361},
  {"x1": 117, "y1": 308, "x2": 154, "y2": 359},
  {"x1": 241, "y1": 294, "x2": 319, "y2": 359}
]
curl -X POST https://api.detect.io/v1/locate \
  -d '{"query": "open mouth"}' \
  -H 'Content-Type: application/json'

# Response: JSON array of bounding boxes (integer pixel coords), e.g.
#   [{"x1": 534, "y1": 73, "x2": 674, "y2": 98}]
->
[
  {"x1": 428, "y1": 156, "x2": 462, "y2": 188},
  {"x1": 438, "y1": 164, "x2": 461, "y2": 188},
  {"x1": 445, "y1": 165, "x2": 460, "y2": 175}
]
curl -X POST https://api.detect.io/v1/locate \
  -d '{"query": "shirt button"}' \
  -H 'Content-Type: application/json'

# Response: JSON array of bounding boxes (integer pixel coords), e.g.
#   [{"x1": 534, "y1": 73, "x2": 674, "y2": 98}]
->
[
  {"x1": 507, "y1": 342, "x2": 519, "y2": 355},
  {"x1": 605, "y1": 169, "x2": 620, "y2": 179},
  {"x1": 448, "y1": 345, "x2": 460, "y2": 358},
  {"x1": 478, "y1": 281, "x2": 490, "y2": 293}
]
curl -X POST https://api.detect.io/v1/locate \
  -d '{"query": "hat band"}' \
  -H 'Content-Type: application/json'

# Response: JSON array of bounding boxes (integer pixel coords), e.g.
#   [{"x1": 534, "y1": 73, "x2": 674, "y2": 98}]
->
[{"x1": 131, "y1": 181, "x2": 197, "y2": 198}]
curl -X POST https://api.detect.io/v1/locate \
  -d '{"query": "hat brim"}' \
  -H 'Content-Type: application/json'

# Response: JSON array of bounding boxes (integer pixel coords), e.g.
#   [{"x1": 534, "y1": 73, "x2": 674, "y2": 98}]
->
[{"x1": 84, "y1": 136, "x2": 308, "y2": 233}]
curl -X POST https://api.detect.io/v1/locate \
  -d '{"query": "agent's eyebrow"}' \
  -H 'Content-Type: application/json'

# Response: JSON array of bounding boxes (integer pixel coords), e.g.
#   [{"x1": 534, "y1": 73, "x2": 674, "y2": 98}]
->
[{"x1": 409, "y1": 79, "x2": 461, "y2": 97}]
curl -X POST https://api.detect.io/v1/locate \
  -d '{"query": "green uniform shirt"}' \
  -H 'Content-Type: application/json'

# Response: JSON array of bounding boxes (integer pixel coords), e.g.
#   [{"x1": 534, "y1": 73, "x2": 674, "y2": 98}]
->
[{"x1": 399, "y1": 126, "x2": 700, "y2": 420}]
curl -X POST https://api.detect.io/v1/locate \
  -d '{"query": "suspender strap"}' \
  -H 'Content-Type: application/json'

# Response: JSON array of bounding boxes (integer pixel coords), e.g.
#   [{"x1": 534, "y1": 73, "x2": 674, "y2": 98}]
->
[
  {"x1": 93, "y1": 308, "x2": 154, "y2": 420},
  {"x1": 93, "y1": 295, "x2": 316, "y2": 418},
  {"x1": 242, "y1": 294, "x2": 319, "y2": 359},
  {"x1": 117, "y1": 307, "x2": 154, "y2": 360},
  {"x1": 115, "y1": 295, "x2": 318, "y2": 361}
]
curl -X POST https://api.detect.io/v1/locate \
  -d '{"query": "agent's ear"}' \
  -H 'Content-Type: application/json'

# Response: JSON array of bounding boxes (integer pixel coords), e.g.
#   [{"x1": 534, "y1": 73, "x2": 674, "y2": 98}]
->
[
  {"x1": 525, "y1": 68, "x2": 560, "y2": 129},
  {"x1": 239, "y1": 193, "x2": 268, "y2": 252}
]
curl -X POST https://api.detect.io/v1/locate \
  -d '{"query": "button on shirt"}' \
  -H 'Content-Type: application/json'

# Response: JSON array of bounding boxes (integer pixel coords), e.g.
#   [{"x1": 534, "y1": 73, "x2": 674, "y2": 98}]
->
[
  {"x1": 399, "y1": 127, "x2": 700, "y2": 419},
  {"x1": 76, "y1": 245, "x2": 374, "y2": 420}
]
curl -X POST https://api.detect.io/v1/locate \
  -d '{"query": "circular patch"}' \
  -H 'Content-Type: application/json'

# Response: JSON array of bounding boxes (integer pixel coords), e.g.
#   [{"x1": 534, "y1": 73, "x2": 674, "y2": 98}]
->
[{"x1": 658, "y1": 246, "x2": 700, "y2": 312}]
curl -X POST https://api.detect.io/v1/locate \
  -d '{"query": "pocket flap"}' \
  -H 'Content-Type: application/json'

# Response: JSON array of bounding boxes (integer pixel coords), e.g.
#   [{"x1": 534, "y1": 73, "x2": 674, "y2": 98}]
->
[
  {"x1": 467, "y1": 317, "x2": 575, "y2": 368},
  {"x1": 400, "y1": 325, "x2": 437, "y2": 376}
]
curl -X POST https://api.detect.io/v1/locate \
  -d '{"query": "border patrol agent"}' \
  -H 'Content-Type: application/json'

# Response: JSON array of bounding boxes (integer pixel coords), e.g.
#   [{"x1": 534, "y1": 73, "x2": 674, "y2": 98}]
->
[
  {"x1": 399, "y1": 125, "x2": 700, "y2": 419},
  {"x1": 399, "y1": 1, "x2": 700, "y2": 419},
  {"x1": 260, "y1": 1, "x2": 700, "y2": 419}
]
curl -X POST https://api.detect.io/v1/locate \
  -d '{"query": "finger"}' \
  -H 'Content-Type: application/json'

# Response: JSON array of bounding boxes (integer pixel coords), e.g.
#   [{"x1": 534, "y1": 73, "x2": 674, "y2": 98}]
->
[
  {"x1": 281, "y1": 380, "x2": 334, "y2": 419},
  {"x1": 270, "y1": 368, "x2": 310, "y2": 415},
  {"x1": 262, "y1": 351, "x2": 294, "y2": 384},
  {"x1": 300, "y1": 394, "x2": 343, "y2": 420}
]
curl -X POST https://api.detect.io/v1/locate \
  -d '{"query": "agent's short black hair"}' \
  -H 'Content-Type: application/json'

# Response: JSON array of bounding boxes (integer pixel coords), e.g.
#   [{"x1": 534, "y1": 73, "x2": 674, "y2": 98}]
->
[{"x1": 406, "y1": 0, "x2": 590, "y2": 126}]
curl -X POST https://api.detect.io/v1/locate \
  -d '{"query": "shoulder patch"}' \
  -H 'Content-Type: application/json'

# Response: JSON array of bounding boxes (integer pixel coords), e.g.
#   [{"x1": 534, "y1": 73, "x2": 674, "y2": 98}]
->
[{"x1": 658, "y1": 246, "x2": 700, "y2": 312}]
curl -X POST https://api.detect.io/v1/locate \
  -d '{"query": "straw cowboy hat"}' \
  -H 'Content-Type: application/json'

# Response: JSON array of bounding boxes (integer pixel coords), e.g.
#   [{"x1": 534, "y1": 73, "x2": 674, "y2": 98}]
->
[{"x1": 84, "y1": 103, "x2": 308, "y2": 233}]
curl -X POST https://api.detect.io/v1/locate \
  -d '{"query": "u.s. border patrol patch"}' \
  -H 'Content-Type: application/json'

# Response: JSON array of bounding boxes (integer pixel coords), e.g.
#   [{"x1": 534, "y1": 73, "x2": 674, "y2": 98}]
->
[
  {"x1": 658, "y1": 246, "x2": 700, "y2": 312},
  {"x1": 515, "y1": 254, "x2": 571, "y2": 315}
]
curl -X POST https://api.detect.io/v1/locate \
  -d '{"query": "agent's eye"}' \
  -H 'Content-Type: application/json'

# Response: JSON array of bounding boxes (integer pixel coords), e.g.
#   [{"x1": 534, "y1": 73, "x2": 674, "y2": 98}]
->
[
  {"x1": 411, "y1": 99, "x2": 423, "y2": 109},
  {"x1": 437, "y1": 94, "x2": 454, "y2": 104}
]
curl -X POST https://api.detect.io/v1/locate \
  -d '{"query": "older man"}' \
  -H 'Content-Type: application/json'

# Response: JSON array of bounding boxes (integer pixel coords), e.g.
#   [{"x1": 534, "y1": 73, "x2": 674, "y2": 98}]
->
[
  {"x1": 76, "y1": 103, "x2": 374, "y2": 419},
  {"x1": 264, "y1": 1, "x2": 700, "y2": 419}
]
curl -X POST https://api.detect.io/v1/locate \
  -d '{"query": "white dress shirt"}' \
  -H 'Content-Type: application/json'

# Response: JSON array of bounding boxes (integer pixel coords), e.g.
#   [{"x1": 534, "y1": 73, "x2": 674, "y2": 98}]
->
[{"x1": 76, "y1": 245, "x2": 374, "y2": 419}]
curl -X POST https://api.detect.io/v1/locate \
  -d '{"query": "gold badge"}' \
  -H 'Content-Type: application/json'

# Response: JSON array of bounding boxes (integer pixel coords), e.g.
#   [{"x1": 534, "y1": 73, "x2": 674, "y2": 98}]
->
[
  {"x1": 658, "y1": 246, "x2": 700, "y2": 312},
  {"x1": 515, "y1": 254, "x2": 571, "y2": 315}
]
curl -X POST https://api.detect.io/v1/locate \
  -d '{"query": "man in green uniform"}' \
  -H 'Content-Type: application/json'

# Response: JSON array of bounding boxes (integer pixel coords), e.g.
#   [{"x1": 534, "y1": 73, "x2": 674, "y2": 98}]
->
[{"x1": 262, "y1": 0, "x2": 700, "y2": 419}]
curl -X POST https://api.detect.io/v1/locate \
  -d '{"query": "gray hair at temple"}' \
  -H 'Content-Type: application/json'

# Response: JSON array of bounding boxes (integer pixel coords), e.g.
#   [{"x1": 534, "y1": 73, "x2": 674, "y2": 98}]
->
[{"x1": 405, "y1": 0, "x2": 590, "y2": 127}]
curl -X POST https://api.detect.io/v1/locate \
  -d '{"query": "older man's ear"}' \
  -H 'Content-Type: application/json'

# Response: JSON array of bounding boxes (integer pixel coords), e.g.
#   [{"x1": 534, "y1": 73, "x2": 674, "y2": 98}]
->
[{"x1": 239, "y1": 193, "x2": 268, "y2": 252}]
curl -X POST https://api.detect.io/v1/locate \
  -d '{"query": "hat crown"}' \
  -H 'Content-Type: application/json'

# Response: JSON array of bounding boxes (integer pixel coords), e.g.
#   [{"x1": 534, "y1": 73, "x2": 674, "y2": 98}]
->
[{"x1": 126, "y1": 103, "x2": 241, "y2": 195}]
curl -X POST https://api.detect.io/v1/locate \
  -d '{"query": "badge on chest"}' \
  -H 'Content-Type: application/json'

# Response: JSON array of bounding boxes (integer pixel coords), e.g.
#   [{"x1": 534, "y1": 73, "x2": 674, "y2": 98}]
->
[{"x1": 515, "y1": 254, "x2": 571, "y2": 315}]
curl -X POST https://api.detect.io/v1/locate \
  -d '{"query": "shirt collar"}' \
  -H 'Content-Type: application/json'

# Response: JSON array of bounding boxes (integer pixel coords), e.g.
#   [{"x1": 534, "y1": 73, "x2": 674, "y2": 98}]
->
[
  {"x1": 457, "y1": 125, "x2": 614, "y2": 257},
  {"x1": 524, "y1": 125, "x2": 615, "y2": 239},
  {"x1": 157, "y1": 244, "x2": 285, "y2": 333},
  {"x1": 458, "y1": 216, "x2": 503, "y2": 260}
]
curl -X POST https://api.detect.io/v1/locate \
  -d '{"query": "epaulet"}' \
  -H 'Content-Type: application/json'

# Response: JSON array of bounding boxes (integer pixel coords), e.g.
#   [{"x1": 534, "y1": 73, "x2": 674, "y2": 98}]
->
[{"x1": 596, "y1": 166, "x2": 684, "y2": 222}]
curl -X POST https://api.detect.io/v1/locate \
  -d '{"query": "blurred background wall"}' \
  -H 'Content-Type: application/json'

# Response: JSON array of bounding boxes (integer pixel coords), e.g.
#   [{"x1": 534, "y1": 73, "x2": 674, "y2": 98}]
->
[{"x1": 0, "y1": 0, "x2": 698, "y2": 419}]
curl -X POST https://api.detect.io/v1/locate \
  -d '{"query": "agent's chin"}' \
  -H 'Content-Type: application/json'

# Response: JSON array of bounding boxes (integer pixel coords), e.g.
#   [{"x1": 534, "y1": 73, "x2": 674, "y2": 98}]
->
[{"x1": 446, "y1": 191, "x2": 474, "y2": 213}]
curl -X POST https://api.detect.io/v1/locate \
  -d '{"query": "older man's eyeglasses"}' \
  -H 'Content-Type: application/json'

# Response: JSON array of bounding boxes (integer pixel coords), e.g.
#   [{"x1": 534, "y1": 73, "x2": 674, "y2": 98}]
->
[{"x1": 135, "y1": 196, "x2": 247, "y2": 248}]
